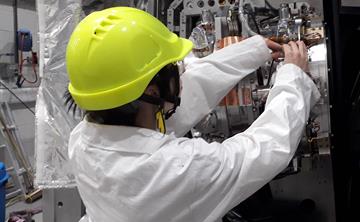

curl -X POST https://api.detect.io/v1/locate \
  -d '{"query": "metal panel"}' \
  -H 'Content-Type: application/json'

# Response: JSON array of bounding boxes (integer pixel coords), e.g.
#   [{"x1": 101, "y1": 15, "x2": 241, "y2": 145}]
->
[
  {"x1": 270, "y1": 156, "x2": 336, "y2": 222},
  {"x1": 43, "y1": 188, "x2": 85, "y2": 222},
  {"x1": 342, "y1": 0, "x2": 360, "y2": 7}
]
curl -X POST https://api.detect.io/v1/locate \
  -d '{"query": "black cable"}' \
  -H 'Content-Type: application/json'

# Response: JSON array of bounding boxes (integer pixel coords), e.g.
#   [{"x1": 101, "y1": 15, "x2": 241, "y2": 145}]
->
[
  {"x1": 243, "y1": 6, "x2": 261, "y2": 34},
  {"x1": 265, "y1": 0, "x2": 277, "y2": 12},
  {"x1": 256, "y1": 68, "x2": 264, "y2": 86},
  {"x1": 0, "y1": 80, "x2": 35, "y2": 115},
  {"x1": 274, "y1": 170, "x2": 300, "y2": 180},
  {"x1": 350, "y1": 71, "x2": 360, "y2": 106},
  {"x1": 259, "y1": 15, "x2": 278, "y2": 25},
  {"x1": 250, "y1": 13, "x2": 261, "y2": 34},
  {"x1": 266, "y1": 60, "x2": 275, "y2": 87}
]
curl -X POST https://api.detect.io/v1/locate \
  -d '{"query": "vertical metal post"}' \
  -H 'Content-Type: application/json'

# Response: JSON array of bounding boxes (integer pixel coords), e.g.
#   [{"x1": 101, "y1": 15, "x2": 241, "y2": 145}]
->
[{"x1": 13, "y1": 0, "x2": 19, "y2": 64}]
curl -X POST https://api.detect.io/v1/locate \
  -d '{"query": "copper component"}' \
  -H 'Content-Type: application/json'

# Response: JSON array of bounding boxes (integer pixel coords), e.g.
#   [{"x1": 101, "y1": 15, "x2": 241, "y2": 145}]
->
[
  {"x1": 269, "y1": 34, "x2": 323, "y2": 47},
  {"x1": 241, "y1": 87, "x2": 252, "y2": 105},
  {"x1": 269, "y1": 36, "x2": 292, "y2": 44},
  {"x1": 217, "y1": 36, "x2": 244, "y2": 106},
  {"x1": 216, "y1": 36, "x2": 243, "y2": 49},
  {"x1": 268, "y1": 25, "x2": 324, "y2": 47}
]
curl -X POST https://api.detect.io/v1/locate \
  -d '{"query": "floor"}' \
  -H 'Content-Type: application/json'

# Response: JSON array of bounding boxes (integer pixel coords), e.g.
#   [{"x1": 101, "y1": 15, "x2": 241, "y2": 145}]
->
[{"x1": 5, "y1": 198, "x2": 42, "y2": 222}]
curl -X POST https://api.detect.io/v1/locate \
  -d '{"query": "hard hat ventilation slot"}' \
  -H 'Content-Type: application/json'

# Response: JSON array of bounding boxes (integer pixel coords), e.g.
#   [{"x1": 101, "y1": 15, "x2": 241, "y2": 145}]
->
[
  {"x1": 93, "y1": 27, "x2": 107, "y2": 39},
  {"x1": 101, "y1": 19, "x2": 115, "y2": 28},
  {"x1": 107, "y1": 14, "x2": 121, "y2": 20}
]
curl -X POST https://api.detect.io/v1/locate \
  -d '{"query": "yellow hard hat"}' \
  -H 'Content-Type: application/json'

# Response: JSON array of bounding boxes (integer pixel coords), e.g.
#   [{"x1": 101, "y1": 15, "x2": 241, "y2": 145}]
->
[{"x1": 66, "y1": 7, "x2": 193, "y2": 110}]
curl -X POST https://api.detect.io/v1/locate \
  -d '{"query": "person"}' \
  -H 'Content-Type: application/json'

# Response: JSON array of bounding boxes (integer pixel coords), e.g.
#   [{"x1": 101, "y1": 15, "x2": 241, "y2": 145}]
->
[{"x1": 65, "y1": 7, "x2": 320, "y2": 222}]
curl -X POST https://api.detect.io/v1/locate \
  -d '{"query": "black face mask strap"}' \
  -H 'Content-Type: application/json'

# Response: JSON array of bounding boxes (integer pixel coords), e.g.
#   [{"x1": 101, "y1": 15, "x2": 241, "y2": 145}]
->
[
  {"x1": 139, "y1": 94, "x2": 164, "y2": 107},
  {"x1": 163, "y1": 96, "x2": 181, "y2": 120},
  {"x1": 139, "y1": 63, "x2": 182, "y2": 127},
  {"x1": 164, "y1": 108, "x2": 176, "y2": 120},
  {"x1": 139, "y1": 94, "x2": 181, "y2": 120}
]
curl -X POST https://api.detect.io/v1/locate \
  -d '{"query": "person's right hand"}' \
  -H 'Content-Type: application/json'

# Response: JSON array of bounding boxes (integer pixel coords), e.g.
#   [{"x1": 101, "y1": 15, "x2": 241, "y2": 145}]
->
[
  {"x1": 283, "y1": 41, "x2": 309, "y2": 72},
  {"x1": 265, "y1": 38, "x2": 283, "y2": 61}
]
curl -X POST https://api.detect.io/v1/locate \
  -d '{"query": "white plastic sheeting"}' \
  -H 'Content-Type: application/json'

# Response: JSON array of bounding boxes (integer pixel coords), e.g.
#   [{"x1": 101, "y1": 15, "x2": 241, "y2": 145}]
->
[
  {"x1": 35, "y1": 0, "x2": 81, "y2": 188},
  {"x1": 35, "y1": 0, "x2": 131, "y2": 188}
]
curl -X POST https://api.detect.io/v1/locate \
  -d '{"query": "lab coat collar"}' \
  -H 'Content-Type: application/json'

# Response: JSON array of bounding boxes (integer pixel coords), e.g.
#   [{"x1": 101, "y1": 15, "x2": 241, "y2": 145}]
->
[{"x1": 75, "y1": 120, "x2": 176, "y2": 154}]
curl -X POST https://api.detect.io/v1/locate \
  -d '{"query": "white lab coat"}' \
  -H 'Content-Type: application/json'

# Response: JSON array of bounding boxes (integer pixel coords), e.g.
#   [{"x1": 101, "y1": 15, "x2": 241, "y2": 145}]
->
[{"x1": 69, "y1": 35, "x2": 320, "y2": 222}]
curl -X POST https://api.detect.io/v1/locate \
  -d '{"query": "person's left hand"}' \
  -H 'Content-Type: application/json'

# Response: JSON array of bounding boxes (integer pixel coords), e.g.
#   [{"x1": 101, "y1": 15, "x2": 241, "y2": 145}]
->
[{"x1": 265, "y1": 38, "x2": 283, "y2": 60}]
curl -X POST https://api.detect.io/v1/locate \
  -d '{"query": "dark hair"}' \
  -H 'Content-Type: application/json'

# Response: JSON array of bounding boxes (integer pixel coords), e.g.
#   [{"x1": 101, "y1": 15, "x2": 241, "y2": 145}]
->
[{"x1": 64, "y1": 89, "x2": 140, "y2": 126}]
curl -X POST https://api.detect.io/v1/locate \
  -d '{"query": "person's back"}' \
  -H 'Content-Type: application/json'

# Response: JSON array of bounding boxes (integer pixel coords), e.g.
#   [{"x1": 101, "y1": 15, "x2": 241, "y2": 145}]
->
[
  {"x1": 71, "y1": 123, "x2": 237, "y2": 221},
  {"x1": 66, "y1": 7, "x2": 320, "y2": 222}
]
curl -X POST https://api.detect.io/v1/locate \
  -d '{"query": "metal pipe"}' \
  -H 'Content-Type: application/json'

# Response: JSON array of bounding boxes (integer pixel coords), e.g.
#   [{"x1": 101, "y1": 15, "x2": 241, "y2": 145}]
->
[
  {"x1": 13, "y1": 0, "x2": 19, "y2": 64},
  {"x1": 237, "y1": 0, "x2": 257, "y2": 37},
  {"x1": 136, "y1": 0, "x2": 149, "y2": 11}
]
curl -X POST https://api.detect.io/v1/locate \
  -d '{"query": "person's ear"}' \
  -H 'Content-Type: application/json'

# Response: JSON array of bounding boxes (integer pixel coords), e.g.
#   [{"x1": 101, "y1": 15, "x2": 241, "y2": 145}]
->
[{"x1": 144, "y1": 85, "x2": 160, "y2": 97}]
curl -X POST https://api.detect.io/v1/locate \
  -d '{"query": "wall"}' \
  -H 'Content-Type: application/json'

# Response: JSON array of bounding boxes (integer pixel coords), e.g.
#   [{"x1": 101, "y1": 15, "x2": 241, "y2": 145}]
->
[{"x1": 0, "y1": 2, "x2": 38, "y2": 169}]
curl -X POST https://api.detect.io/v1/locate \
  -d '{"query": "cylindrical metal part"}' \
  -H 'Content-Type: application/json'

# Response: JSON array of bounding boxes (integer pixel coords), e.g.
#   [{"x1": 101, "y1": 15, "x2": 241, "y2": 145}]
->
[
  {"x1": 279, "y1": 3, "x2": 291, "y2": 21},
  {"x1": 252, "y1": 88, "x2": 270, "y2": 102},
  {"x1": 201, "y1": 10, "x2": 215, "y2": 25}
]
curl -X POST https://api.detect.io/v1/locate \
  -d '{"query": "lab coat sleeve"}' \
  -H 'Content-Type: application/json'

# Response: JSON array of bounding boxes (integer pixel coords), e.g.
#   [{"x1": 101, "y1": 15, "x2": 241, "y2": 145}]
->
[
  {"x1": 181, "y1": 64, "x2": 320, "y2": 221},
  {"x1": 166, "y1": 35, "x2": 271, "y2": 137}
]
